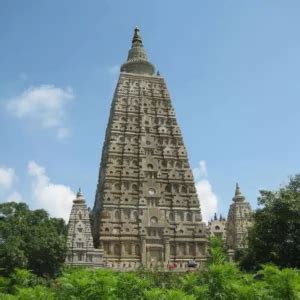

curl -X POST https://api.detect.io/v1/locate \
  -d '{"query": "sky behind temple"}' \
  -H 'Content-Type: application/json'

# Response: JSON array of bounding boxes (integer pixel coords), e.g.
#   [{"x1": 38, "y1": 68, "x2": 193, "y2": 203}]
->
[{"x1": 0, "y1": 1, "x2": 299, "y2": 221}]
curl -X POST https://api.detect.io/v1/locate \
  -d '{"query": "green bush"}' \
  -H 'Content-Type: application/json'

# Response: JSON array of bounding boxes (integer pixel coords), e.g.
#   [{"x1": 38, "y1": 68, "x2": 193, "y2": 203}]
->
[
  {"x1": 258, "y1": 265, "x2": 300, "y2": 300},
  {"x1": 0, "y1": 265, "x2": 299, "y2": 299},
  {"x1": 55, "y1": 268, "x2": 117, "y2": 299},
  {"x1": 115, "y1": 272, "x2": 151, "y2": 299}
]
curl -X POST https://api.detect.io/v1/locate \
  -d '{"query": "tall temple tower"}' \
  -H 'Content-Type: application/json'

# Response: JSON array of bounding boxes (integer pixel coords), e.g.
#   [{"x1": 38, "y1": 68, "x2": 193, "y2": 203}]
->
[
  {"x1": 92, "y1": 28, "x2": 207, "y2": 269},
  {"x1": 226, "y1": 183, "x2": 253, "y2": 251}
]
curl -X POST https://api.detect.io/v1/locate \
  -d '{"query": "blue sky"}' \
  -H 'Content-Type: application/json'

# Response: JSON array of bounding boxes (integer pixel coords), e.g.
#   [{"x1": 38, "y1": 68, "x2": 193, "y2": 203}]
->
[{"x1": 0, "y1": 1, "x2": 299, "y2": 221}]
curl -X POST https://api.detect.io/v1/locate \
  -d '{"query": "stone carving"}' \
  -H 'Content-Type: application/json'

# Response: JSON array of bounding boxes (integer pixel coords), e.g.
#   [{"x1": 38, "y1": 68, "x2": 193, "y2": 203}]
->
[
  {"x1": 65, "y1": 190, "x2": 103, "y2": 267},
  {"x1": 207, "y1": 213, "x2": 227, "y2": 242},
  {"x1": 92, "y1": 28, "x2": 207, "y2": 270},
  {"x1": 226, "y1": 183, "x2": 253, "y2": 251}
]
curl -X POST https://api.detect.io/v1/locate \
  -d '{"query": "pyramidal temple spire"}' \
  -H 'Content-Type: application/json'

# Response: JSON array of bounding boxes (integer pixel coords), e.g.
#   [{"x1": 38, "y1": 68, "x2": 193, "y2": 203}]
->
[
  {"x1": 93, "y1": 27, "x2": 206, "y2": 269},
  {"x1": 233, "y1": 183, "x2": 245, "y2": 202},
  {"x1": 132, "y1": 26, "x2": 143, "y2": 47},
  {"x1": 235, "y1": 183, "x2": 241, "y2": 196},
  {"x1": 120, "y1": 27, "x2": 155, "y2": 75}
]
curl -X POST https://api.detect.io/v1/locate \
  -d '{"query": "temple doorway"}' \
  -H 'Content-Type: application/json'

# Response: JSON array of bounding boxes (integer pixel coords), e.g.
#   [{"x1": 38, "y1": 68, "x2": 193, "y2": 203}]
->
[{"x1": 147, "y1": 247, "x2": 163, "y2": 267}]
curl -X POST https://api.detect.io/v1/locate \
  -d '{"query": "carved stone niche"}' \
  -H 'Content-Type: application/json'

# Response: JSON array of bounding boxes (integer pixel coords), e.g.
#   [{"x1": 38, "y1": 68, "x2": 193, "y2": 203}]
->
[
  {"x1": 108, "y1": 142, "x2": 119, "y2": 152},
  {"x1": 106, "y1": 166, "x2": 117, "y2": 177},
  {"x1": 152, "y1": 82, "x2": 163, "y2": 97},
  {"x1": 101, "y1": 210, "x2": 111, "y2": 219},
  {"x1": 121, "y1": 192, "x2": 139, "y2": 205},
  {"x1": 169, "y1": 169, "x2": 180, "y2": 180},
  {"x1": 176, "y1": 226, "x2": 185, "y2": 235},
  {"x1": 141, "y1": 135, "x2": 155, "y2": 148},
  {"x1": 158, "y1": 198, "x2": 166, "y2": 206},
  {"x1": 128, "y1": 96, "x2": 139, "y2": 106},
  {"x1": 178, "y1": 146, "x2": 187, "y2": 157},
  {"x1": 103, "y1": 192, "x2": 119, "y2": 204},
  {"x1": 139, "y1": 198, "x2": 147, "y2": 206},
  {"x1": 194, "y1": 224, "x2": 207, "y2": 238},
  {"x1": 184, "y1": 170, "x2": 193, "y2": 180},
  {"x1": 122, "y1": 167, "x2": 135, "y2": 177},
  {"x1": 172, "y1": 126, "x2": 181, "y2": 135},
  {"x1": 163, "y1": 146, "x2": 174, "y2": 157},
  {"x1": 142, "y1": 157, "x2": 158, "y2": 171},
  {"x1": 172, "y1": 195, "x2": 184, "y2": 207},
  {"x1": 142, "y1": 180, "x2": 161, "y2": 197}
]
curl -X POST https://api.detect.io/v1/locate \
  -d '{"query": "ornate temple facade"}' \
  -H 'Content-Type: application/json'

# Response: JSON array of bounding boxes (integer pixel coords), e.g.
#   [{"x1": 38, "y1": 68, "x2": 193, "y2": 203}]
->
[
  {"x1": 65, "y1": 190, "x2": 103, "y2": 267},
  {"x1": 226, "y1": 183, "x2": 253, "y2": 251},
  {"x1": 91, "y1": 28, "x2": 207, "y2": 269},
  {"x1": 65, "y1": 29, "x2": 254, "y2": 269},
  {"x1": 207, "y1": 213, "x2": 227, "y2": 242}
]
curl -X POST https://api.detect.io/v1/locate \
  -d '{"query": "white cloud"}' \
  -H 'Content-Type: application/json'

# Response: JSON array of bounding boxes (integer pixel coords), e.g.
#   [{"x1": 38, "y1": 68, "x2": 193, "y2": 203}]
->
[
  {"x1": 193, "y1": 160, "x2": 218, "y2": 222},
  {"x1": 193, "y1": 160, "x2": 207, "y2": 180},
  {"x1": 28, "y1": 161, "x2": 75, "y2": 221},
  {"x1": 7, "y1": 85, "x2": 74, "y2": 139},
  {"x1": 57, "y1": 127, "x2": 71, "y2": 140},
  {"x1": 5, "y1": 191, "x2": 23, "y2": 203},
  {"x1": 196, "y1": 179, "x2": 218, "y2": 223},
  {"x1": 0, "y1": 167, "x2": 15, "y2": 189}
]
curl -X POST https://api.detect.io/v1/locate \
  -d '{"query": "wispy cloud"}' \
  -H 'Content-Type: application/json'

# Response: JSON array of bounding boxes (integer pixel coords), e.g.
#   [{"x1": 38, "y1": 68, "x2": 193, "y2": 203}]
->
[
  {"x1": 195, "y1": 179, "x2": 218, "y2": 223},
  {"x1": 193, "y1": 160, "x2": 207, "y2": 179},
  {"x1": 193, "y1": 160, "x2": 218, "y2": 222},
  {"x1": 0, "y1": 162, "x2": 75, "y2": 221},
  {"x1": 28, "y1": 161, "x2": 75, "y2": 221},
  {"x1": 6, "y1": 84, "x2": 74, "y2": 139},
  {"x1": 0, "y1": 167, "x2": 15, "y2": 189},
  {"x1": 5, "y1": 191, "x2": 23, "y2": 203},
  {"x1": 57, "y1": 127, "x2": 71, "y2": 140}
]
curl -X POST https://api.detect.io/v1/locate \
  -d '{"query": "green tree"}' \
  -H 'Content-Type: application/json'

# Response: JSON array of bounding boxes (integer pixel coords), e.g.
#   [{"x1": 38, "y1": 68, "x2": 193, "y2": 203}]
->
[
  {"x1": 0, "y1": 202, "x2": 67, "y2": 277},
  {"x1": 143, "y1": 288, "x2": 164, "y2": 300},
  {"x1": 15, "y1": 285, "x2": 55, "y2": 300},
  {"x1": 56, "y1": 268, "x2": 117, "y2": 299},
  {"x1": 257, "y1": 265, "x2": 300, "y2": 300},
  {"x1": 240, "y1": 175, "x2": 300, "y2": 270},
  {"x1": 192, "y1": 237, "x2": 263, "y2": 299},
  {"x1": 207, "y1": 237, "x2": 227, "y2": 265},
  {"x1": 136, "y1": 266, "x2": 180, "y2": 289},
  {"x1": 115, "y1": 272, "x2": 151, "y2": 300}
]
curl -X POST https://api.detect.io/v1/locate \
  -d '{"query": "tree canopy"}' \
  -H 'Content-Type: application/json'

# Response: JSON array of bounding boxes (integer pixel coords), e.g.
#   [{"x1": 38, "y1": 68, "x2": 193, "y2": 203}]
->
[
  {"x1": 0, "y1": 202, "x2": 67, "y2": 277},
  {"x1": 1, "y1": 237, "x2": 299, "y2": 299},
  {"x1": 239, "y1": 174, "x2": 300, "y2": 270}
]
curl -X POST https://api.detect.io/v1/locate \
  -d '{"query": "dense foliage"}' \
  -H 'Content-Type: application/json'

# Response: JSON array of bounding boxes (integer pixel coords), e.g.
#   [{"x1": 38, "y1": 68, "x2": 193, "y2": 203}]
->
[
  {"x1": 0, "y1": 174, "x2": 299, "y2": 298},
  {"x1": 0, "y1": 237, "x2": 299, "y2": 299},
  {"x1": 0, "y1": 202, "x2": 67, "y2": 277},
  {"x1": 239, "y1": 175, "x2": 300, "y2": 271}
]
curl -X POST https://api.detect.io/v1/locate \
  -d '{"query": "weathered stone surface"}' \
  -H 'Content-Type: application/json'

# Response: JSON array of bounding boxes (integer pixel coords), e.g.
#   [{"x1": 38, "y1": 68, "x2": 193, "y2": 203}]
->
[
  {"x1": 66, "y1": 190, "x2": 103, "y2": 267},
  {"x1": 92, "y1": 28, "x2": 207, "y2": 270},
  {"x1": 226, "y1": 183, "x2": 253, "y2": 250},
  {"x1": 207, "y1": 213, "x2": 226, "y2": 242}
]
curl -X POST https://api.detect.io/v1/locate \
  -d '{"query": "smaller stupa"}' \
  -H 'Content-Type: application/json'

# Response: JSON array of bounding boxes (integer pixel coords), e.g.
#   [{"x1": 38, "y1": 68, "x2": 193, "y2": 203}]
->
[
  {"x1": 226, "y1": 183, "x2": 253, "y2": 251},
  {"x1": 65, "y1": 189, "x2": 103, "y2": 267}
]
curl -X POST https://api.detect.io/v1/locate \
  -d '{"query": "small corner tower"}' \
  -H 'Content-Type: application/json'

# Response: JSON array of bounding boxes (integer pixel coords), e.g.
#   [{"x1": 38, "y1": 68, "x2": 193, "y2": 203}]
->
[
  {"x1": 65, "y1": 189, "x2": 103, "y2": 267},
  {"x1": 207, "y1": 213, "x2": 227, "y2": 242},
  {"x1": 226, "y1": 183, "x2": 253, "y2": 251}
]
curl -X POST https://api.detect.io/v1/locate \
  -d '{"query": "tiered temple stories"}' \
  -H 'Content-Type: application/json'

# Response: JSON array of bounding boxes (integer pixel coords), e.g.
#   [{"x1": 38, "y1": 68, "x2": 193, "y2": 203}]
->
[
  {"x1": 65, "y1": 190, "x2": 103, "y2": 267},
  {"x1": 65, "y1": 28, "x2": 253, "y2": 269},
  {"x1": 226, "y1": 183, "x2": 253, "y2": 250},
  {"x1": 92, "y1": 28, "x2": 207, "y2": 269}
]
